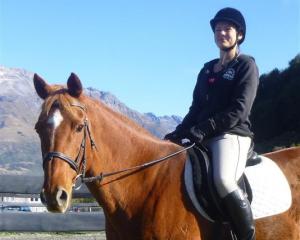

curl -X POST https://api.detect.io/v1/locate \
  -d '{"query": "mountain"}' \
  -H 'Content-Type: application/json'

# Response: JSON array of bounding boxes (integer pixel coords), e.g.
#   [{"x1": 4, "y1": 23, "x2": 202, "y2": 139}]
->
[
  {"x1": 0, "y1": 66, "x2": 181, "y2": 175},
  {"x1": 85, "y1": 87, "x2": 181, "y2": 137}
]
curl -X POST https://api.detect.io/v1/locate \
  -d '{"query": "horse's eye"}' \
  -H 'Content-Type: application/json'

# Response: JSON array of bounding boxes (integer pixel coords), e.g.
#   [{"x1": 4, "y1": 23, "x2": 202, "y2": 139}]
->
[{"x1": 76, "y1": 124, "x2": 84, "y2": 132}]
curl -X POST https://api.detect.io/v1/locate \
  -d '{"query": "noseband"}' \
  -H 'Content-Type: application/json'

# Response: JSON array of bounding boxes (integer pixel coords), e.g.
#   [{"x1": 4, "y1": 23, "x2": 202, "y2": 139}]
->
[{"x1": 42, "y1": 103, "x2": 97, "y2": 189}]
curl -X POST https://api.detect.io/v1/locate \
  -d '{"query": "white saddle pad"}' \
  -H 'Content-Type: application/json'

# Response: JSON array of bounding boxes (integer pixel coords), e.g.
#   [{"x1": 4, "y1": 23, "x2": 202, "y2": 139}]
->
[
  {"x1": 244, "y1": 156, "x2": 292, "y2": 219},
  {"x1": 184, "y1": 155, "x2": 292, "y2": 222}
]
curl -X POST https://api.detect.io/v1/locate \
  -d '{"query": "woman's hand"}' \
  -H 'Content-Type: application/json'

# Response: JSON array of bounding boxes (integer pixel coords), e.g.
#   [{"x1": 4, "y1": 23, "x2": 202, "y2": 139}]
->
[
  {"x1": 189, "y1": 126, "x2": 205, "y2": 143},
  {"x1": 164, "y1": 130, "x2": 183, "y2": 143}
]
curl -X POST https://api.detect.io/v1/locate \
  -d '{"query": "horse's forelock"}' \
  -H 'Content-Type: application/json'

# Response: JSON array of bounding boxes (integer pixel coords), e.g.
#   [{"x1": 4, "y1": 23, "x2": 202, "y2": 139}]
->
[{"x1": 39, "y1": 91, "x2": 83, "y2": 125}]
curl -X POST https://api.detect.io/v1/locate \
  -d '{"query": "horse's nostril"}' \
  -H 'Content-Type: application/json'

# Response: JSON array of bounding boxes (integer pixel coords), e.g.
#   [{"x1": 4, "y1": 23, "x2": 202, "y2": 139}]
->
[
  {"x1": 56, "y1": 187, "x2": 68, "y2": 207},
  {"x1": 60, "y1": 190, "x2": 68, "y2": 201}
]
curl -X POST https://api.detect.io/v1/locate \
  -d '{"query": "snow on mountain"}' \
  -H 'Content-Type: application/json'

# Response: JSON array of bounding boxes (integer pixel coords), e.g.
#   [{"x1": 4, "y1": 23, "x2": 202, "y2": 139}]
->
[{"x1": 0, "y1": 66, "x2": 181, "y2": 175}]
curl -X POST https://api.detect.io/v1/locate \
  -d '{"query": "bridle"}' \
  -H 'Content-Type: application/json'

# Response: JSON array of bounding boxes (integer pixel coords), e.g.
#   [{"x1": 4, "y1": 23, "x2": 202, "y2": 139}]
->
[
  {"x1": 42, "y1": 102, "x2": 97, "y2": 189},
  {"x1": 42, "y1": 102, "x2": 195, "y2": 190}
]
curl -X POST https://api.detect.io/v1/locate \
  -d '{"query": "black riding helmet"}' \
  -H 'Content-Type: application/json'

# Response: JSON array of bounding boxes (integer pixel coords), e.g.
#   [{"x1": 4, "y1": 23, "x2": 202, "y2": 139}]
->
[{"x1": 210, "y1": 7, "x2": 246, "y2": 44}]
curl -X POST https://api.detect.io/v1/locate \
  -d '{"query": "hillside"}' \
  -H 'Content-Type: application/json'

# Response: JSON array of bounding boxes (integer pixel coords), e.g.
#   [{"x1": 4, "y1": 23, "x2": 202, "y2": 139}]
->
[
  {"x1": 0, "y1": 66, "x2": 181, "y2": 175},
  {"x1": 251, "y1": 54, "x2": 300, "y2": 152}
]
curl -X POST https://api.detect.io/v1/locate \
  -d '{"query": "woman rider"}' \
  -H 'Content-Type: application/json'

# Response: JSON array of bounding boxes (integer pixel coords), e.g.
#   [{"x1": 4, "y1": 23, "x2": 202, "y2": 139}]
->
[{"x1": 165, "y1": 7, "x2": 259, "y2": 240}]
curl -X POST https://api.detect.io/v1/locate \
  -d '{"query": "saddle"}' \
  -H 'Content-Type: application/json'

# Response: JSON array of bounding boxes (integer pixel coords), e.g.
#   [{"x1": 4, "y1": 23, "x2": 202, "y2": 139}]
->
[{"x1": 187, "y1": 143, "x2": 261, "y2": 223}]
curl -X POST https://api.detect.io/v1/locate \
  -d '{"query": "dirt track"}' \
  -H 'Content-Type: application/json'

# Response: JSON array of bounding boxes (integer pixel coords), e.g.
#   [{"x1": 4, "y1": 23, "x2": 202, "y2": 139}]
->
[{"x1": 0, "y1": 232, "x2": 106, "y2": 240}]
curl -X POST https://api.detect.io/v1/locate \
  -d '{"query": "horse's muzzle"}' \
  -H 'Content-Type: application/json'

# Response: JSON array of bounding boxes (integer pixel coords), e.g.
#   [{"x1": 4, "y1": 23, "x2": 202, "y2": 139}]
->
[{"x1": 40, "y1": 187, "x2": 70, "y2": 213}]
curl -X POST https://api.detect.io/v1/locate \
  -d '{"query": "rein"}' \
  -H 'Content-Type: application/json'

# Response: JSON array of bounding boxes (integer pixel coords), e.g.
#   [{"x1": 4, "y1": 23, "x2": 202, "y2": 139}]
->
[
  {"x1": 43, "y1": 102, "x2": 195, "y2": 189},
  {"x1": 81, "y1": 143, "x2": 195, "y2": 183}
]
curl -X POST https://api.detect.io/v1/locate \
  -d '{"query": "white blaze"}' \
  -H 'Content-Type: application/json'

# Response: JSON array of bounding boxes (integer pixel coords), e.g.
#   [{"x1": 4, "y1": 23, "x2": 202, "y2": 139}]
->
[{"x1": 47, "y1": 109, "x2": 64, "y2": 129}]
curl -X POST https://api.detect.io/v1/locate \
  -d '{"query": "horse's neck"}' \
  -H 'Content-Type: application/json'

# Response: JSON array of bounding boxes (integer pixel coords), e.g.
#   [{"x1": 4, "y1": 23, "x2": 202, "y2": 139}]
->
[
  {"x1": 86, "y1": 99, "x2": 180, "y2": 214},
  {"x1": 89, "y1": 99, "x2": 161, "y2": 166}
]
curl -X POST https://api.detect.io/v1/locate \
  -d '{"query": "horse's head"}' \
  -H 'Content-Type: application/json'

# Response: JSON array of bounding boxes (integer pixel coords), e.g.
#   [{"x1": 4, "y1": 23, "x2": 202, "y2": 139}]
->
[{"x1": 34, "y1": 73, "x2": 90, "y2": 213}]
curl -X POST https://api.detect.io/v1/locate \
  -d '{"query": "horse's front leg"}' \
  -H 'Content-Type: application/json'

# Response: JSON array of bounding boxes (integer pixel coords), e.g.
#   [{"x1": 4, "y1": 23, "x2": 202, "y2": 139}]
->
[{"x1": 105, "y1": 219, "x2": 120, "y2": 240}]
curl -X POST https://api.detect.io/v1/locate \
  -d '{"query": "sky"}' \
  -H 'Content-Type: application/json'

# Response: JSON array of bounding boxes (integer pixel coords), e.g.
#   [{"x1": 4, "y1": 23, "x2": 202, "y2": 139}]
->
[{"x1": 0, "y1": 0, "x2": 299, "y2": 117}]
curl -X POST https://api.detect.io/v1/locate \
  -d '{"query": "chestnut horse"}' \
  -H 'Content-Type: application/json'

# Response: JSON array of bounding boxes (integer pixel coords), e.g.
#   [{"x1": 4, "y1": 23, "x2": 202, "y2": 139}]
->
[{"x1": 33, "y1": 73, "x2": 299, "y2": 240}]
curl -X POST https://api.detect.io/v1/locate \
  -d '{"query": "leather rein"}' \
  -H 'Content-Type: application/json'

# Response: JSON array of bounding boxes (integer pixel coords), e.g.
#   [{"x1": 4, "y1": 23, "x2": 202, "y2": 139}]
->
[{"x1": 43, "y1": 102, "x2": 195, "y2": 190}]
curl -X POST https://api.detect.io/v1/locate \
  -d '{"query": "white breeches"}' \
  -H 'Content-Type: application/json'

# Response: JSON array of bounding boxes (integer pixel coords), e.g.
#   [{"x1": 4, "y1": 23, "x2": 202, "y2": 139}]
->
[{"x1": 204, "y1": 134, "x2": 251, "y2": 198}]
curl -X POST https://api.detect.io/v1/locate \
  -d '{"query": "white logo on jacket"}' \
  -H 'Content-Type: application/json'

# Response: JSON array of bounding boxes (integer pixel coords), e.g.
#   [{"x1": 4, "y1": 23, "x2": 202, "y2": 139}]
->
[{"x1": 223, "y1": 68, "x2": 235, "y2": 80}]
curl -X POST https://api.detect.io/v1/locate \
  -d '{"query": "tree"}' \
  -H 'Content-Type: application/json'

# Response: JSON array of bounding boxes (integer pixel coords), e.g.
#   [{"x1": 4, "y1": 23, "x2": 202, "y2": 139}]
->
[{"x1": 251, "y1": 54, "x2": 300, "y2": 153}]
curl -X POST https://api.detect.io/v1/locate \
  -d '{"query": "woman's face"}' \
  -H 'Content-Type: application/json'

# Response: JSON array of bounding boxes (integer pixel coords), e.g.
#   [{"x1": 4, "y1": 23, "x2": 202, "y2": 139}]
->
[{"x1": 214, "y1": 21, "x2": 241, "y2": 50}]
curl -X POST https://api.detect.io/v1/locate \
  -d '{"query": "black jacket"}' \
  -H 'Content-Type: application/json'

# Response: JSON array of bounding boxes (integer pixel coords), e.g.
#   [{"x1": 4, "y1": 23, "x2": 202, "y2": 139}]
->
[{"x1": 177, "y1": 54, "x2": 259, "y2": 138}]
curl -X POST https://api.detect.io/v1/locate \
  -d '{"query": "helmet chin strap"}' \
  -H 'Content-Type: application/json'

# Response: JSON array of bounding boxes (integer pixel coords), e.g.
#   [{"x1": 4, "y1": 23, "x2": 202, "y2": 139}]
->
[
  {"x1": 220, "y1": 32, "x2": 241, "y2": 52},
  {"x1": 221, "y1": 37, "x2": 238, "y2": 52},
  {"x1": 220, "y1": 32, "x2": 241, "y2": 67},
  {"x1": 221, "y1": 42, "x2": 237, "y2": 52},
  {"x1": 220, "y1": 43, "x2": 240, "y2": 67}
]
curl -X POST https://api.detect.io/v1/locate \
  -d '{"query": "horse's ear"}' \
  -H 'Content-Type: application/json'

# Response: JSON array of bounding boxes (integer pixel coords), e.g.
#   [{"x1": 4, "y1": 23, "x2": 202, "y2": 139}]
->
[
  {"x1": 67, "y1": 73, "x2": 83, "y2": 98},
  {"x1": 33, "y1": 73, "x2": 51, "y2": 99}
]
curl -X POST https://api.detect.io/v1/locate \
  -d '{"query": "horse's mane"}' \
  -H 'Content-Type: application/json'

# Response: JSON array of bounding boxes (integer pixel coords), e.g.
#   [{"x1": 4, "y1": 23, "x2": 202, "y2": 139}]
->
[
  {"x1": 38, "y1": 85, "x2": 156, "y2": 139},
  {"x1": 85, "y1": 95, "x2": 155, "y2": 139}
]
